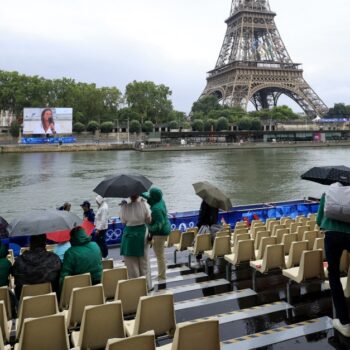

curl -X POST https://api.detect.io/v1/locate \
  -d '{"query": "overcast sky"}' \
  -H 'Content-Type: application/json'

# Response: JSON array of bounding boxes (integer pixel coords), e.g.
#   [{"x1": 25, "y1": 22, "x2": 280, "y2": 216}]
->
[{"x1": 0, "y1": 0, "x2": 349, "y2": 113}]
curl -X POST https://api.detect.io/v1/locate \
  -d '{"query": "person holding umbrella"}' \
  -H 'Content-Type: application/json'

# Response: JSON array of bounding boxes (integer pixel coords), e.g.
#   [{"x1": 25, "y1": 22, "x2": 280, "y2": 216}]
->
[
  {"x1": 119, "y1": 195, "x2": 151, "y2": 282},
  {"x1": 302, "y1": 166, "x2": 350, "y2": 337}
]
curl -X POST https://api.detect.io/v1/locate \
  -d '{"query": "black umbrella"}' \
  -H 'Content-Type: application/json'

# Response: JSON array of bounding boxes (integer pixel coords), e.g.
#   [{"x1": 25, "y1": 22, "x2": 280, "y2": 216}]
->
[
  {"x1": 301, "y1": 166, "x2": 350, "y2": 186},
  {"x1": 0, "y1": 216, "x2": 9, "y2": 238},
  {"x1": 93, "y1": 174, "x2": 153, "y2": 198}
]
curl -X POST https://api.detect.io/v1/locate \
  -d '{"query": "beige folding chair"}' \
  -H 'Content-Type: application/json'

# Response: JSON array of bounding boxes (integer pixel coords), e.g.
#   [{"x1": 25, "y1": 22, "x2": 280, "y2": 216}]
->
[
  {"x1": 281, "y1": 233, "x2": 298, "y2": 255},
  {"x1": 165, "y1": 230, "x2": 181, "y2": 248},
  {"x1": 255, "y1": 237, "x2": 276, "y2": 260},
  {"x1": 285, "y1": 241, "x2": 308, "y2": 269},
  {"x1": 0, "y1": 302, "x2": 10, "y2": 344},
  {"x1": 283, "y1": 250, "x2": 325, "y2": 303},
  {"x1": 59, "y1": 273, "x2": 92, "y2": 310},
  {"x1": 65, "y1": 284, "x2": 105, "y2": 329},
  {"x1": 233, "y1": 232, "x2": 250, "y2": 246},
  {"x1": 115, "y1": 277, "x2": 148, "y2": 316},
  {"x1": 204, "y1": 236, "x2": 231, "y2": 274},
  {"x1": 6, "y1": 250, "x2": 14, "y2": 265},
  {"x1": 158, "y1": 319, "x2": 220, "y2": 350},
  {"x1": 266, "y1": 218, "x2": 276, "y2": 230},
  {"x1": 234, "y1": 227, "x2": 249, "y2": 236},
  {"x1": 308, "y1": 213, "x2": 317, "y2": 220},
  {"x1": 18, "y1": 282, "x2": 52, "y2": 313},
  {"x1": 250, "y1": 244, "x2": 285, "y2": 290},
  {"x1": 102, "y1": 259, "x2": 114, "y2": 270},
  {"x1": 313, "y1": 238, "x2": 325, "y2": 260},
  {"x1": 302, "y1": 230, "x2": 318, "y2": 250},
  {"x1": 271, "y1": 224, "x2": 286, "y2": 237},
  {"x1": 274, "y1": 228, "x2": 289, "y2": 244},
  {"x1": 19, "y1": 247, "x2": 29, "y2": 255},
  {"x1": 124, "y1": 294, "x2": 176, "y2": 338},
  {"x1": 267, "y1": 220, "x2": 278, "y2": 232},
  {"x1": 14, "y1": 314, "x2": 70, "y2": 350},
  {"x1": 216, "y1": 231, "x2": 230, "y2": 238},
  {"x1": 249, "y1": 224, "x2": 265, "y2": 239},
  {"x1": 308, "y1": 221, "x2": 317, "y2": 231},
  {"x1": 290, "y1": 222, "x2": 302, "y2": 234},
  {"x1": 0, "y1": 323, "x2": 10, "y2": 350},
  {"x1": 173, "y1": 231, "x2": 195, "y2": 264},
  {"x1": 251, "y1": 226, "x2": 267, "y2": 241},
  {"x1": 16, "y1": 293, "x2": 58, "y2": 340},
  {"x1": 106, "y1": 331, "x2": 156, "y2": 350},
  {"x1": 187, "y1": 234, "x2": 212, "y2": 268},
  {"x1": 0, "y1": 288, "x2": 12, "y2": 321},
  {"x1": 254, "y1": 230, "x2": 270, "y2": 251},
  {"x1": 102, "y1": 267, "x2": 128, "y2": 300},
  {"x1": 296, "y1": 226, "x2": 310, "y2": 241},
  {"x1": 225, "y1": 240, "x2": 255, "y2": 281},
  {"x1": 234, "y1": 221, "x2": 247, "y2": 230},
  {"x1": 71, "y1": 302, "x2": 125, "y2": 349}
]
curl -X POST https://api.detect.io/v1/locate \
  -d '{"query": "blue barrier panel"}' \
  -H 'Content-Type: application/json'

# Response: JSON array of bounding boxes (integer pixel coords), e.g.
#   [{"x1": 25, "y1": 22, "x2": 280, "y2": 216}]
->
[{"x1": 21, "y1": 137, "x2": 76, "y2": 144}]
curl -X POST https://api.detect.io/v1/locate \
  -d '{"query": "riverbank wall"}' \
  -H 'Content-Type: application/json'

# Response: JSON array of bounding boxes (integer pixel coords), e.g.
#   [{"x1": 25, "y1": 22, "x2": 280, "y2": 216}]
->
[
  {"x1": 0, "y1": 143, "x2": 133, "y2": 153},
  {"x1": 139, "y1": 141, "x2": 350, "y2": 152}
]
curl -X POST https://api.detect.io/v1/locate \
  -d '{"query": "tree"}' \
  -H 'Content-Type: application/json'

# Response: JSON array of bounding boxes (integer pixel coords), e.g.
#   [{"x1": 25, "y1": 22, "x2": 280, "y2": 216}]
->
[
  {"x1": 192, "y1": 119, "x2": 204, "y2": 131},
  {"x1": 9, "y1": 121, "x2": 20, "y2": 137},
  {"x1": 204, "y1": 119, "x2": 217, "y2": 132},
  {"x1": 168, "y1": 120, "x2": 179, "y2": 130},
  {"x1": 129, "y1": 120, "x2": 141, "y2": 133},
  {"x1": 191, "y1": 95, "x2": 221, "y2": 115},
  {"x1": 143, "y1": 120, "x2": 154, "y2": 133},
  {"x1": 237, "y1": 117, "x2": 252, "y2": 131},
  {"x1": 250, "y1": 118, "x2": 262, "y2": 130},
  {"x1": 73, "y1": 122, "x2": 85, "y2": 133},
  {"x1": 216, "y1": 117, "x2": 229, "y2": 131},
  {"x1": 182, "y1": 122, "x2": 191, "y2": 130},
  {"x1": 125, "y1": 81, "x2": 173, "y2": 124},
  {"x1": 86, "y1": 120, "x2": 100, "y2": 132},
  {"x1": 328, "y1": 103, "x2": 350, "y2": 117},
  {"x1": 100, "y1": 121, "x2": 114, "y2": 133}
]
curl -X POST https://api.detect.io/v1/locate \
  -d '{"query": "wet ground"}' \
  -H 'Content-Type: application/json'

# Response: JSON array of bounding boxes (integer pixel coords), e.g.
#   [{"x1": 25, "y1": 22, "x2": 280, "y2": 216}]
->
[{"x1": 109, "y1": 246, "x2": 350, "y2": 350}]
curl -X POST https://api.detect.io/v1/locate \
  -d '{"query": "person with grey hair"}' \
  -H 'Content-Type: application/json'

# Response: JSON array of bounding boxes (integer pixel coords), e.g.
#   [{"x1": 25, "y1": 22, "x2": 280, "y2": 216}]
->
[{"x1": 94, "y1": 195, "x2": 109, "y2": 258}]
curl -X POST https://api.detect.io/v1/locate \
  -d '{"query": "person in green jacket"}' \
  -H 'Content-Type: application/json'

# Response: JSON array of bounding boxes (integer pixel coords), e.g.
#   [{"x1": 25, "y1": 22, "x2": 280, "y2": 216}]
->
[
  {"x1": 0, "y1": 241, "x2": 11, "y2": 287},
  {"x1": 317, "y1": 192, "x2": 350, "y2": 337},
  {"x1": 142, "y1": 188, "x2": 171, "y2": 281},
  {"x1": 60, "y1": 226, "x2": 102, "y2": 286}
]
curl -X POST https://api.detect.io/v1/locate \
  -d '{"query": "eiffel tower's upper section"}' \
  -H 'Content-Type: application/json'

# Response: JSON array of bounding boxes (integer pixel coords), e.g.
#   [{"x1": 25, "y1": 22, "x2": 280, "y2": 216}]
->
[{"x1": 216, "y1": 0, "x2": 293, "y2": 68}]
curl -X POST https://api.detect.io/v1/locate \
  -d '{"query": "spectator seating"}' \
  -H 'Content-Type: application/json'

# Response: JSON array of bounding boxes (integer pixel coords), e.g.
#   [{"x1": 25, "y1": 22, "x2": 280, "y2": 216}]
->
[
  {"x1": 255, "y1": 237, "x2": 276, "y2": 260},
  {"x1": 106, "y1": 331, "x2": 156, "y2": 350},
  {"x1": 14, "y1": 314, "x2": 70, "y2": 350},
  {"x1": 102, "y1": 259, "x2": 114, "y2": 270},
  {"x1": 114, "y1": 277, "x2": 148, "y2": 316},
  {"x1": 0, "y1": 301, "x2": 10, "y2": 344},
  {"x1": 60, "y1": 273, "x2": 92, "y2": 311},
  {"x1": 18, "y1": 283, "x2": 52, "y2": 313},
  {"x1": 0, "y1": 288, "x2": 12, "y2": 321},
  {"x1": 173, "y1": 231, "x2": 195, "y2": 264},
  {"x1": 124, "y1": 294, "x2": 176, "y2": 338},
  {"x1": 0, "y1": 326, "x2": 10, "y2": 350},
  {"x1": 102, "y1": 268, "x2": 128, "y2": 300},
  {"x1": 302, "y1": 231, "x2": 318, "y2": 250},
  {"x1": 204, "y1": 236, "x2": 231, "y2": 274},
  {"x1": 71, "y1": 302, "x2": 125, "y2": 349},
  {"x1": 165, "y1": 230, "x2": 181, "y2": 248},
  {"x1": 285, "y1": 241, "x2": 308, "y2": 269},
  {"x1": 157, "y1": 319, "x2": 220, "y2": 350},
  {"x1": 187, "y1": 234, "x2": 212, "y2": 268}
]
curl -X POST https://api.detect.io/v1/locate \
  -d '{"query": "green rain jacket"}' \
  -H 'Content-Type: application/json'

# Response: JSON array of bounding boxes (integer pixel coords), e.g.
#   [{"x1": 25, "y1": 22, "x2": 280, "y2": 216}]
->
[
  {"x1": 0, "y1": 242, "x2": 11, "y2": 287},
  {"x1": 143, "y1": 188, "x2": 171, "y2": 237},
  {"x1": 60, "y1": 228, "x2": 102, "y2": 285},
  {"x1": 317, "y1": 193, "x2": 350, "y2": 233}
]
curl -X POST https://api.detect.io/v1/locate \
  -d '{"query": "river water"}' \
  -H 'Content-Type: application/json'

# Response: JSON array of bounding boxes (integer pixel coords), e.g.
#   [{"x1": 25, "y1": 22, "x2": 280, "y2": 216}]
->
[{"x1": 0, "y1": 147, "x2": 348, "y2": 220}]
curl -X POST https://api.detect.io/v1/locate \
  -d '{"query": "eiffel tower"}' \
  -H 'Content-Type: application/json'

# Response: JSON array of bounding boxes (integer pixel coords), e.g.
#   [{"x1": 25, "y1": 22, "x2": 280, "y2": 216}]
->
[{"x1": 201, "y1": 0, "x2": 328, "y2": 117}]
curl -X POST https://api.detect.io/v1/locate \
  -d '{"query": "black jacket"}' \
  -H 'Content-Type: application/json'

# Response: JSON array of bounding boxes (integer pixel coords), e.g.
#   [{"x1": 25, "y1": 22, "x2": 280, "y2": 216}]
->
[
  {"x1": 12, "y1": 248, "x2": 61, "y2": 299},
  {"x1": 197, "y1": 201, "x2": 219, "y2": 228}
]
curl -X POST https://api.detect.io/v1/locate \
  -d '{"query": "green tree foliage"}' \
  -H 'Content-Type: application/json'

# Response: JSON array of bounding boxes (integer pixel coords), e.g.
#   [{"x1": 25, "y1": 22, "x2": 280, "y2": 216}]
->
[
  {"x1": 125, "y1": 81, "x2": 173, "y2": 124},
  {"x1": 250, "y1": 118, "x2": 262, "y2": 130},
  {"x1": 192, "y1": 119, "x2": 204, "y2": 132},
  {"x1": 204, "y1": 119, "x2": 217, "y2": 132},
  {"x1": 86, "y1": 120, "x2": 100, "y2": 133},
  {"x1": 327, "y1": 103, "x2": 350, "y2": 117},
  {"x1": 182, "y1": 122, "x2": 191, "y2": 130},
  {"x1": 100, "y1": 121, "x2": 114, "y2": 133},
  {"x1": 143, "y1": 121, "x2": 154, "y2": 133},
  {"x1": 129, "y1": 120, "x2": 141, "y2": 133},
  {"x1": 168, "y1": 120, "x2": 179, "y2": 130},
  {"x1": 191, "y1": 95, "x2": 221, "y2": 115},
  {"x1": 216, "y1": 117, "x2": 229, "y2": 131},
  {"x1": 9, "y1": 121, "x2": 20, "y2": 137},
  {"x1": 73, "y1": 122, "x2": 85, "y2": 133},
  {"x1": 237, "y1": 117, "x2": 252, "y2": 131}
]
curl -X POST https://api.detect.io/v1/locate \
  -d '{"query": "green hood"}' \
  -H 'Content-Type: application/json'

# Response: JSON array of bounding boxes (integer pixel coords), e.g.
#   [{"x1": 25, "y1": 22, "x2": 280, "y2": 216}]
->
[
  {"x1": 144, "y1": 187, "x2": 163, "y2": 207},
  {"x1": 70, "y1": 227, "x2": 91, "y2": 246},
  {"x1": 0, "y1": 242, "x2": 8, "y2": 259}
]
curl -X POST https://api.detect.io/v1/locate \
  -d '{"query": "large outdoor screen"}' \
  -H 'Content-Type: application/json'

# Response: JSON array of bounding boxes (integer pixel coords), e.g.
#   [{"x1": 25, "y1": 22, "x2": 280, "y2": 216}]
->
[{"x1": 23, "y1": 108, "x2": 73, "y2": 135}]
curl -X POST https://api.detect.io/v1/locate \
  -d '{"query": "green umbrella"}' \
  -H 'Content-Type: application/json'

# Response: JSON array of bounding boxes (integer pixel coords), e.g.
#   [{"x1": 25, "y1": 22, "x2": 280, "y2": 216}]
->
[{"x1": 193, "y1": 181, "x2": 232, "y2": 212}]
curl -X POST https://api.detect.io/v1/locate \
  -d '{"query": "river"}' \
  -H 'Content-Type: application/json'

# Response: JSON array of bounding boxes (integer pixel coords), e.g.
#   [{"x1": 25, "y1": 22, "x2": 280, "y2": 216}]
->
[{"x1": 0, "y1": 147, "x2": 347, "y2": 220}]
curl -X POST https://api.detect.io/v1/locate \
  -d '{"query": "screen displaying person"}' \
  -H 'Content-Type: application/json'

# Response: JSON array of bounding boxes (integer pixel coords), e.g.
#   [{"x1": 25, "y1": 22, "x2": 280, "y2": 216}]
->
[{"x1": 41, "y1": 108, "x2": 60, "y2": 134}]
